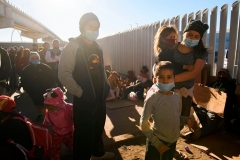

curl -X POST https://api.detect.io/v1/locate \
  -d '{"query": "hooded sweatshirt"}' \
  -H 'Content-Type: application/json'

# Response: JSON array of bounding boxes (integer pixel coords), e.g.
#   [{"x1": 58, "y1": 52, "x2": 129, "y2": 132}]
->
[{"x1": 43, "y1": 87, "x2": 73, "y2": 135}]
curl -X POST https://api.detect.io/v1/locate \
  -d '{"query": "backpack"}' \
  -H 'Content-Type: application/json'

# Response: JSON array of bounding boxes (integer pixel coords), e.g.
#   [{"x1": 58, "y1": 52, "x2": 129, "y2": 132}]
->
[{"x1": 4, "y1": 115, "x2": 52, "y2": 160}]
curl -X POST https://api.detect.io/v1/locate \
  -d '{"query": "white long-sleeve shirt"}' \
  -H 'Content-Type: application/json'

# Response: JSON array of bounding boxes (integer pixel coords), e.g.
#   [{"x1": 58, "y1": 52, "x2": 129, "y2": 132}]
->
[
  {"x1": 45, "y1": 50, "x2": 61, "y2": 63},
  {"x1": 140, "y1": 90, "x2": 188, "y2": 149}
]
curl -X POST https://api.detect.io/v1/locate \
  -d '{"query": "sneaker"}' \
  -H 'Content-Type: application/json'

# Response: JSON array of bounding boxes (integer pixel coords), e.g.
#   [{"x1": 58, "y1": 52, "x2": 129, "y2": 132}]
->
[{"x1": 91, "y1": 152, "x2": 115, "y2": 160}]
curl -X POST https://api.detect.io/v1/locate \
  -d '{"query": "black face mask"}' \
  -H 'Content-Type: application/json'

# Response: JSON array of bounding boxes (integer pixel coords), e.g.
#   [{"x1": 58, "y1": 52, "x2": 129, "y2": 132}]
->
[{"x1": 218, "y1": 77, "x2": 228, "y2": 82}]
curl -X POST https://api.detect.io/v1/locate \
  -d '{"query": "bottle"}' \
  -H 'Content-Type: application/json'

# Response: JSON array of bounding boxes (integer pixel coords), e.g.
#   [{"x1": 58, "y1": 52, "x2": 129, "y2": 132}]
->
[{"x1": 184, "y1": 146, "x2": 190, "y2": 151}]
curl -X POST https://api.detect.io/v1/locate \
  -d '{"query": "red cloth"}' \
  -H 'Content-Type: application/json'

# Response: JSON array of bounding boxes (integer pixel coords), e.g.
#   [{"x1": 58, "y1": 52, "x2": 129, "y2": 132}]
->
[
  {"x1": 0, "y1": 95, "x2": 16, "y2": 112},
  {"x1": 43, "y1": 103, "x2": 73, "y2": 135},
  {"x1": 50, "y1": 131, "x2": 73, "y2": 160}
]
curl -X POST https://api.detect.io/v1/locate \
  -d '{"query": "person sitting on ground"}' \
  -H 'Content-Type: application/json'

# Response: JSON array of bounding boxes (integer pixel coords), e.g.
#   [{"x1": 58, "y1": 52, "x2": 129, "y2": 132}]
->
[
  {"x1": 124, "y1": 70, "x2": 137, "y2": 86},
  {"x1": 139, "y1": 65, "x2": 150, "y2": 80},
  {"x1": 0, "y1": 95, "x2": 32, "y2": 160},
  {"x1": 210, "y1": 68, "x2": 239, "y2": 134},
  {"x1": 106, "y1": 71, "x2": 121, "y2": 101},
  {"x1": 43, "y1": 87, "x2": 73, "y2": 160},
  {"x1": 21, "y1": 52, "x2": 54, "y2": 121},
  {"x1": 190, "y1": 68, "x2": 238, "y2": 140},
  {"x1": 140, "y1": 61, "x2": 193, "y2": 160},
  {"x1": 210, "y1": 68, "x2": 238, "y2": 121},
  {"x1": 124, "y1": 66, "x2": 153, "y2": 100}
]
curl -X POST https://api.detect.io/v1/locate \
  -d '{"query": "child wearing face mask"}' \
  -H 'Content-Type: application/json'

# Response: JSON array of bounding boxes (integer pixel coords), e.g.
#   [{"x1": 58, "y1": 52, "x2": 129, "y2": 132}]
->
[
  {"x1": 140, "y1": 61, "x2": 193, "y2": 160},
  {"x1": 153, "y1": 25, "x2": 194, "y2": 74},
  {"x1": 43, "y1": 87, "x2": 73, "y2": 160},
  {"x1": 153, "y1": 21, "x2": 209, "y2": 128}
]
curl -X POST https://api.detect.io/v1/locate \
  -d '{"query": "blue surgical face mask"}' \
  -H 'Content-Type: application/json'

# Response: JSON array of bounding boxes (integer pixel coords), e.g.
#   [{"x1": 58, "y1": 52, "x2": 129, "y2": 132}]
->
[
  {"x1": 31, "y1": 60, "x2": 40, "y2": 65},
  {"x1": 85, "y1": 30, "x2": 99, "y2": 41},
  {"x1": 155, "y1": 82, "x2": 175, "y2": 92},
  {"x1": 183, "y1": 37, "x2": 199, "y2": 47}
]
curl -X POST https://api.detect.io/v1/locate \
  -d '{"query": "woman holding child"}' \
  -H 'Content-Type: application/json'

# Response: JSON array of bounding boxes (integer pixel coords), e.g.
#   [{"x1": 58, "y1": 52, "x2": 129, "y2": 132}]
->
[
  {"x1": 141, "y1": 19, "x2": 209, "y2": 159},
  {"x1": 154, "y1": 19, "x2": 209, "y2": 120}
]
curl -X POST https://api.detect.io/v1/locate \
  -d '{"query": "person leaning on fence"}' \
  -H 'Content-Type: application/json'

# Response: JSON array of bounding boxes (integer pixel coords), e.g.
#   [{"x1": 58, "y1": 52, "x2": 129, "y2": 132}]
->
[
  {"x1": 140, "y1": 61, "x2": 193, "y2": 160},
  {"x1": 0, "y1": 47, "x2": 11, "y2": 95},
  {"x1": 0, "y1": 95, "x2": 32, "y2": 160},
  {"x1": 58, "y1": 12, "x2": 114, "y2": 159}
]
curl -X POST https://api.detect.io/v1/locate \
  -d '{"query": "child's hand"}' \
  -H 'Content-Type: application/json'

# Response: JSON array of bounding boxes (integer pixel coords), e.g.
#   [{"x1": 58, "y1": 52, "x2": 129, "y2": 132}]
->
[
  {"x1": 187, "y1": 118, "x2": 195, "y2": 131},
  {"x1": 183, "y1": 65, "x2": 194, "y2": 71},
  {"x1": 157, "y1": 143, "x2": 170, "y2": 154}
]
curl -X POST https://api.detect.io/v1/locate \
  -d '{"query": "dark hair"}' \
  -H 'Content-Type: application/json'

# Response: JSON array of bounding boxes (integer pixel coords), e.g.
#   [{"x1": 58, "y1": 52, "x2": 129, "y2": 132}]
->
[
  {"x1": 154, "y1": 61, "x2": 174, "y2": 77},
  {"x1": 32, "y1": 43, "x2": 38, "y2": 47},
  {"x1": 193, "y1": 39, "x2": 208, "y2": 57},
  {"x1": 43, "y1": 42, "x2": 50, "y2": 46},
  {"x1": 141, "y1": 66, "x2": 149, "y2": 73},
  {"x1": 52, "y1": 39, "x2": 60, "y2": 44},
  {"x1": 154, "y1": 25, "x2": 178, "y2": 55},
  {"x1": 23, "y1": 48, "x2": 30, "y2": 58}
]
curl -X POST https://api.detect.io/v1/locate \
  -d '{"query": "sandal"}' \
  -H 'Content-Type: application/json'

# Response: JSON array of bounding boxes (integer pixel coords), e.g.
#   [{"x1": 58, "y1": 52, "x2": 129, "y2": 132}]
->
[{"x1": 174, "y1": 150, "x2": 189, "y2": 160}]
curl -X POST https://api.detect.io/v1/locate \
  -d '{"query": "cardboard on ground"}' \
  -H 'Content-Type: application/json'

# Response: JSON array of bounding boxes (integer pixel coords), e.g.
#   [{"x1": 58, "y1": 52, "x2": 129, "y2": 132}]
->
[{"x1": 193, "y1": 83, "x2": 226, "y2": 117}]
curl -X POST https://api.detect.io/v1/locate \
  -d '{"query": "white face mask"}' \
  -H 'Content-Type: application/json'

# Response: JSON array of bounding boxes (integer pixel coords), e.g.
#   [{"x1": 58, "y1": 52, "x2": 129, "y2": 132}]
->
[{"x1": 85, "y1": 30, "x2": 99, "y2": 41}]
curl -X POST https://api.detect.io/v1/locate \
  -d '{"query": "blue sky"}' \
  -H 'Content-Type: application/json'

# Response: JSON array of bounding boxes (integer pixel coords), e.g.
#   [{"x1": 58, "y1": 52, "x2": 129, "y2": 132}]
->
[{"x1": 0, "y1": 0, "x2": 236, "y2": 42}]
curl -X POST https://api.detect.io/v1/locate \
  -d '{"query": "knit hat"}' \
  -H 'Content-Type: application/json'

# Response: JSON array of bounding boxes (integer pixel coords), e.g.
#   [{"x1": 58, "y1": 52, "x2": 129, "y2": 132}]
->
[
  {"x1": 218, "y1": 68, "x2": 230, "y2": 77},
  {"x1": 79, "y1": 12, "x2": 100, "y2": 33},
  {"x1": 43, "y1": 87, "x2": 65, "y2": 106},
  {"x1": 29, "y1": 52, "x2": 40, "y2": 61},
  {"x1": 0, "y1": 95, "x2": 16, "y2": 112},
  {"x1": 140, "y1": 66, "x2": 149, "y2": 73},
  {"x1": 183, "y1": 20, "x2": 209, "y2": 38}
]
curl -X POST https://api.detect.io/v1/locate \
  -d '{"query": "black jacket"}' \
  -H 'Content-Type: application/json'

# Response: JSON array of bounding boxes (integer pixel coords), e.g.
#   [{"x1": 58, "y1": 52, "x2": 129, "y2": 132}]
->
[
  {"x1": 0, "y1": 47, "x2": 12, "y2": 80},
  {"x1": 21, "y1": 63, "x2": 54, "y2": 93},
  {"x1": 71, "y1": 36, "x2": 110, "y2": 113}
]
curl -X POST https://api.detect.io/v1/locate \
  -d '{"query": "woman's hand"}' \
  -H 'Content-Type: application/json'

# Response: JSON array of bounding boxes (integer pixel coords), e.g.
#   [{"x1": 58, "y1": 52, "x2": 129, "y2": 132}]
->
[
  {"x1": 158, "y1": 143, "x2": 170, "y2": 154},
  {"x1": 183, "y1": 65, "x2": 194, "y2": 71}
]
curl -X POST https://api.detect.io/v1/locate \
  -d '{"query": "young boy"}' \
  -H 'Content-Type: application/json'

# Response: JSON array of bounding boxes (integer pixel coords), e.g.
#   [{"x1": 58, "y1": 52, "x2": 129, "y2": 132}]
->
[{"x1": 140, "y1": 61, "x2": 192, "y2": 160}]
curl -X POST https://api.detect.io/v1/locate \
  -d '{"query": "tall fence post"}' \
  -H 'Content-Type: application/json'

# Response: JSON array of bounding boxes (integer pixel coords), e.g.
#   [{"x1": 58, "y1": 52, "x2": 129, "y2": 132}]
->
[
  {"x1": 188, "y1": 12, "x2": 194, "y2": 22},
  {"x1": 208, "y1": 6, "x2": 218, "y2": 76},
  {"x1": 161, "y1": 19, "x2": 165, "y2": 26},
  {"x1": 175, "y1": 15, "x2": 180, "y2": 42},
  {"x1": 217, "y1": 4, "x2": 228, "y2": 72},
  {"x1": 227, "y1": 1, "x2": 239, "y2": 78},
  {"x1": 195, "y1": 10, "x2": 202, "y2": 20},
  {"x1": 170, "y1": 17, "x2": 175, "y2": 26},
  {"x1": 202, "y1": 8, "x2": 209, "y2": 45},
  {"x1": 181, "y1": 14, "x2": 187, "y2": 41}
]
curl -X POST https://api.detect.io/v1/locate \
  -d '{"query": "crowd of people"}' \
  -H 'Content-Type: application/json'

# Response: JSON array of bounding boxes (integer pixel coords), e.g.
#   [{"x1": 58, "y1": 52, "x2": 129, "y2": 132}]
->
[{"x1": 0, "y1": 12, "x2": 239, "y2": 160}]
